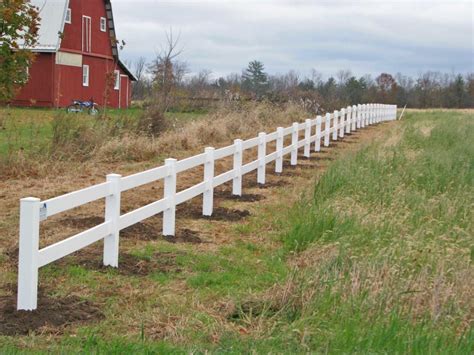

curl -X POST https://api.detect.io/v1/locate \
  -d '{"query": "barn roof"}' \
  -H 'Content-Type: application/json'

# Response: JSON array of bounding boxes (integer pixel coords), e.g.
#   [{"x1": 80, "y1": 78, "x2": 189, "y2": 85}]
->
[{"x1": 27, "y1": 0, "x2": 69, "y2": 52}]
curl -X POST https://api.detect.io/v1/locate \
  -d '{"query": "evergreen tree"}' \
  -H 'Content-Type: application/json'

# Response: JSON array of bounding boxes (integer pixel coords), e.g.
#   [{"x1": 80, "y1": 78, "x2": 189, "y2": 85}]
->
[{"x1": 242, "y1": 60, "x2": 268, "y2": 99}]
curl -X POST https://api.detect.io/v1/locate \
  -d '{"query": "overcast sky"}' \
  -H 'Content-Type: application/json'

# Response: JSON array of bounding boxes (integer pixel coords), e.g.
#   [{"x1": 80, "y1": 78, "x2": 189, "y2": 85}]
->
[{"x1": 112, "y1": 0, "x2": 474, "y2": 79}]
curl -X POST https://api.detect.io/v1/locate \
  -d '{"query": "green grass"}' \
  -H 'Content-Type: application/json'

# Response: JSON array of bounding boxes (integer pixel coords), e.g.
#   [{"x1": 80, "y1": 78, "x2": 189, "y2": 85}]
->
[
  {"x1": 208, "y1": 110, "x2": 473, "y2": 353},
  {"x1": 1, "y1": 110, "x2": 472, "y2": 353},
  {"x1": 246, "y1": 110, "x2": 473, "y2": 353},
  {"x1": 0, "y1": 107, "x2": 206, "y2": 156}
]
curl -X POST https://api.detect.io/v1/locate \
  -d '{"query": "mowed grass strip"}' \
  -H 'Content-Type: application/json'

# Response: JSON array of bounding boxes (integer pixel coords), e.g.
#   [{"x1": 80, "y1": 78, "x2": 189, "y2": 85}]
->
[{"x1": 216, "y1": 110, "x2": 472, "y2": 353}]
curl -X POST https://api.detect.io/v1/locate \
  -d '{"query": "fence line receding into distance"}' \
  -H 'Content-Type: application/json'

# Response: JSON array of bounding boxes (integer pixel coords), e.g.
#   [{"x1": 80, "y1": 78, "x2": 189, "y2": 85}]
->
[{"x1": 17, "y1": 103, "x2": 397, "y2": 311}]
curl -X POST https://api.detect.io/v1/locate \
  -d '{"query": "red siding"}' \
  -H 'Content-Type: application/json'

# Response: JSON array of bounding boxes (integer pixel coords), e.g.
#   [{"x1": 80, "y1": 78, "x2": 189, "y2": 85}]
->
[
  {"x1": 54, "y1": 57, "x2": 121, "y2": 108},
  {"x1": 13, "y1": 0, "x2": 132, "y2": 109},
  {"x1": 61, "y1": 0, "x2": 113, "y2": 57},
  {"x1": 13, "y1": 53, "x2": 55, "y2": 107}
]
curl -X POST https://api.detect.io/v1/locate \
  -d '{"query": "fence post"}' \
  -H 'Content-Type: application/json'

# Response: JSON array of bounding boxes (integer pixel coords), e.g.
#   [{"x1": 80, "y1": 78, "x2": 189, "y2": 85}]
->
[
  {"x1": 257, "y1": 132, "x2": 267, "y2": 185},
  {"x1": 339, "y1": 108, "x2": 345, "y2": 138},
  {"x1": 324, "y1": 113, "x2": 331, "y2": 147},
  {"x1": 315, "y1": 115, "x2": 322, "y2": 152},
  {"x1": 346, "y1": 106, "x2": 352, "y2": 134},
  {"x1": 163, "y1": 158, "x2": 177, "y2": 236},
  {"x1": 333, "y1": 110, "x2": 339, "y2": 141},
  {"x1": 291, "y1": 122, "x2": 299, "y2": 165},
  {"x1": 203, "y1": 147, "x2": 215, "y2": 216},
  {"x1": 304, "y1": 119, "x2": 311, "y2": 158},
  {"x1": 367, "y1": 104, "x2": 371, "y2": 126},
  {"x1": 351, "y1": 105, "x2": 358, "y2": 131},
  {"x1": 357, "y1": 104, "x2": 361, "y2": 128},
  {"x1": 103, "y1": 174, "x2": 122, "y2": 267},
  {"x1": 370, "y1": 104, "x2": 374, "y2": 125},
  {"x1": 366, "y1": 104, "x2": 370, "y2": 125},
  {"x1": 366, "y1": 104, "x2": 369, "y2": 125},
  {"x1": 364, "y1": 104, "x2": 368, "y2": 127},
  {"x1": 276, "y1": 127, "x2": 284, "y2": 173},
  {"x1": 233, "y1": 139, "x2": 243, "y2": 196},
  {"x1": 17, "y1": 197, "x2": 40, "y2": 311}
]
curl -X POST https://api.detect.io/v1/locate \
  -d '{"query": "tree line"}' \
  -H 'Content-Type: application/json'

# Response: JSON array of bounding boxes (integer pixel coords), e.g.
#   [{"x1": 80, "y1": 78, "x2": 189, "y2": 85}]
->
[{"x1": 132, "y1": 57, "x2": 474, "y2": 112}]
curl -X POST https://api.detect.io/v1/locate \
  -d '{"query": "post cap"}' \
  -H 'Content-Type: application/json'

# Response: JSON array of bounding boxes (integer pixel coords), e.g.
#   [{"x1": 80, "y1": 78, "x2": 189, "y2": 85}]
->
[
  {"x1": 20, "y1": 197, "x2": 41, "y2": 203},
  {"x1": 165, "y1": 158, "x2": 178, "y2": 164},
  {"x1": 107, "y1": 173, "x2": 122, "y2": 179}
]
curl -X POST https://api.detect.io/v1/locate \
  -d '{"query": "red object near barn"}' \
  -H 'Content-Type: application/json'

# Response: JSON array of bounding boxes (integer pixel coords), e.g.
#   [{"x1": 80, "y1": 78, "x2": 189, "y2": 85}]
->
[{"x1": 14, "y1": 0, "x2": 136, "y2": 109}]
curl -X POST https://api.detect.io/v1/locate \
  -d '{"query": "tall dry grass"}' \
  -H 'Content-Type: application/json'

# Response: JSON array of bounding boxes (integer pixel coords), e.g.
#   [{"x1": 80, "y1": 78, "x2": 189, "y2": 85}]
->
[
  {"x1": 0, "y1": 102, "x2": 307, "y2": 178},
  {"x1": 94, "y1": 102, "x2": 306, "y2": 162}
]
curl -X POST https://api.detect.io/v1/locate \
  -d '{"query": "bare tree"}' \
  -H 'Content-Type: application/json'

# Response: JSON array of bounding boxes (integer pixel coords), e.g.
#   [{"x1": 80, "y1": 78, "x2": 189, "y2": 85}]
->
[
  {"x1": 131, "y1": 56, "x2": 148, "y2": 100},
  {"x1": 336, "y1": 69, "x2": 352, "y2": 85},
  {"x1": 140, "y1": 29, "x2": 185, "y2": 136},
  {"x1": 311, "y1": 69, "x2": 323, "y2": 87},
  {"x1": 149, "y1": 28, "x2": 185, "y2": 112},
  {"x1": 187, "y1": 69, "x2": 213, "y2": 96},
  {"x1": 134, "y1": 57, "x2": 146, "y2": 81}
]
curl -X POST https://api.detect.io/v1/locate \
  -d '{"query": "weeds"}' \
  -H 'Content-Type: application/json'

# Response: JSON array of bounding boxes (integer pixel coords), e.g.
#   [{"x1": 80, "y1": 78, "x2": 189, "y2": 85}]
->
[{"x1": 0, "y1": 102, "x2": 307, "y2": 177}]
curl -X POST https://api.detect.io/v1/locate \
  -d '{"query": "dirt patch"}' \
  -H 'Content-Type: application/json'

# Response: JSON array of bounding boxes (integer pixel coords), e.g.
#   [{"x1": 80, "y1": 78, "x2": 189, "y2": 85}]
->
[
  {"x1": 230, "y1": 194, "x2": 265, "y2": 202},
  {"x1": 61, "y1": 216, "x2": 104, "y2": 229},
  {"x1": 56, "y1": 249, "x2": 182, "y2": 276},
  {"x1": 163, "y1": 229, "x2": 205, "y2": 244},
  {"x1": 214, "y1": 190, "x2": 265, "y2": 202},
  {"x1": 0, "y1": 293, "x2": 104, "y2": 336},
  {"x1": 244, "y1": 178, "x2": 290, "y2": 189},
  {"x1": 180, "y1": 205, "x2": 250, "y2": 222},
  {"x1": 61, "y1": 215, "x2": 162, "y2": 241},
  {"x1": 206, "y1": 207, "x2": 250, "y2": 221},
  {"x1": 116, "y1": 252, "x2": 180, "y2": 276},
  {"x1": 121, "y1": 221, "x2": 161, "y2": 241}
]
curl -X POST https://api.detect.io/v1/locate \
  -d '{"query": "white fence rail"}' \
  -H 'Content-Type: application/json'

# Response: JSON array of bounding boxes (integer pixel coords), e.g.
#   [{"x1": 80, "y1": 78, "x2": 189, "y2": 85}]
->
[{"x1": 17, "y1": 103, "x2": 397, "y2": 310}]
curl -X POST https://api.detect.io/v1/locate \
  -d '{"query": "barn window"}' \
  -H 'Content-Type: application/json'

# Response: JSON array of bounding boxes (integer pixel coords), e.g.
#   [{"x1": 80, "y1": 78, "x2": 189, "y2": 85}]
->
[
  {"x1": 114, "y1": 70, "x2": 120, "y2": 90},
  {"x1": 100, "y1": 17, "x2": 107, "y2": 32},
  {"x1": 83, "y1": 65, "x2": 89, "y2": 87},
  {"x1": 65, "y1": 8, "x2": 72, "y2": 24}
]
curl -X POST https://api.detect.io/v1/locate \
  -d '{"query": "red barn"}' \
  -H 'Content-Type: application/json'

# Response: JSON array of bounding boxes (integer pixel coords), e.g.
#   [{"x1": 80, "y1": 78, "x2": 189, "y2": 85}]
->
[{"x1": 14, "y1": 0, "x2": 136, "y2": 109}]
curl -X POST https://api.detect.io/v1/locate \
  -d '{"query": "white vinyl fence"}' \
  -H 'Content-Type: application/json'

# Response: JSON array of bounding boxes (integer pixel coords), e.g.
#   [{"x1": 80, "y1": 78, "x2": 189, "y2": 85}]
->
[{"x1": 17, "y1": 103, "x2": 397, "y2": 310}]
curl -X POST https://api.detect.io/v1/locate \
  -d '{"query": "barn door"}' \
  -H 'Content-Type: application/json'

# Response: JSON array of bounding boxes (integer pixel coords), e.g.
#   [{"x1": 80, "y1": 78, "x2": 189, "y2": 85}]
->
[{"x1": 82, "y1": 16, "x2": 91, "y2": 52}]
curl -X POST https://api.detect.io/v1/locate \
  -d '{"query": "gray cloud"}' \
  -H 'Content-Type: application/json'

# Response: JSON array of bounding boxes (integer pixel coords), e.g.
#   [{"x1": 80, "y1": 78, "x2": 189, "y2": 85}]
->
[{"x1": 112, "y1": 0, "x2": 474, "y2": 78}]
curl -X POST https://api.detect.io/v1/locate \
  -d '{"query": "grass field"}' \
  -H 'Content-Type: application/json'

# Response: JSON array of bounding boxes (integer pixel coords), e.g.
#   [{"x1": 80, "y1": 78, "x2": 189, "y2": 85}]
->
[
  {"x1": 0, "y1": 109, "x2": 472, "y2": 353},
  {"x1": 0, "y1": 107, "x2": 205, "y2": 156}
]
